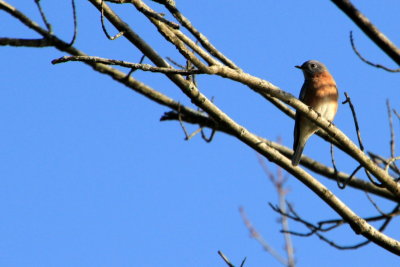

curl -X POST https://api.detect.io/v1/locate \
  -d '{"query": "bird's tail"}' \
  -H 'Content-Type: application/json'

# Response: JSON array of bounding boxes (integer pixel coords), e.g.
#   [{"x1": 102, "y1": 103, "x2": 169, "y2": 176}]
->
[{"x1": 291, "y1": 141, "x2": 306, "y2": 166}]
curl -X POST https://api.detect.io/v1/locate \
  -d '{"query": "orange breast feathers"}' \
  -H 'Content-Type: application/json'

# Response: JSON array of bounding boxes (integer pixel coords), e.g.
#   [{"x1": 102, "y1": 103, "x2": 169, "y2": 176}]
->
[{"x1": 303, "y1": 71, "x2": 338, "y2": 107}]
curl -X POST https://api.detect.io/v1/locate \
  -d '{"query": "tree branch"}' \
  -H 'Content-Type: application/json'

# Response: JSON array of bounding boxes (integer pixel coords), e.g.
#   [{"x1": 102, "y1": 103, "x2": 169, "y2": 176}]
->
[
  {"x1": 349, "y1": 32, "x2": 400, "y2": 72},
  {"x1": 331, "y1": 0, "x2": 400, "y2": 66},
  {"x1": 52, "y1": 55, "x2": 203, "y2": 75}
]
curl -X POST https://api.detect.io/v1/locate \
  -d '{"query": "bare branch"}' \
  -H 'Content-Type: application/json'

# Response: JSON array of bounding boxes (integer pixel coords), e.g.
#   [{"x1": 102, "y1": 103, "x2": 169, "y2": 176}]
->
[
  {"x1": 0, "y1": 38, "x2": 52, "y2": 47},
  {"x1": 369, "y1": 152, "x2": 400, "y2": 177},
  {"x1": 34, "y1": 0, "x2": 52, "y2": 32},
  {"x1": 52, "y1": 55, "x2": 203, "y2": 75},
  {"x1": 384, "y1": 157, "x2": 400, "y2": 174},
  {"x1": 100, "y1": 0, "x2": 124, "y2": 40},
  {"x1": 217, "y1": 251, "x2": 235, "y2": 267},
  {"x1": 342, "y1": 92, "x2": 384, "y2": 187},
  {"x1": 68, "y1": 0, "x2": 78, "y2": 46},
  {"x1": 365, "y1": 192, "x2": 389, "y2": 217},
  {"x1": 159, "y1": 0, "x2": 239, "y2": 69},
  {"x1": 386, "y1": 100, "x2": 400, "y2": 174},
  {"x1": 177, "y1": 105, "x2": 204, "y2": 141},
  {"x1": 271, "y1": 202, "x2": 400, "y2": 250},
  {"x1": 349, "y1": 32, "x2": 400, "y2": 72},
  {"x1": 257, "y1": 158, "x2": 295, "y2": 267},
  {"x1": 330, "y1": 143, "x2": 339, "y2": 180},
  {"x1": 342, "y1": 92, "x2": 364, "y2": 151},
  {"x1": 393, "y1": 109, "x2": 400, "y2": 121},
  {"x1": 218, "y1": 251, "x2": 246, "y2": 267},
  {"x1": 332, "y1": 0, "x2": 400, "y2": 66},
  {"x1": 239, "y1": 207, "x2": 287, "y2": 266},
  {"x1": 133, "y1": 0, "x2": 180, "y2": 29},
  {"x1": 162, "y1": 110, "x2": 397, "y2": 201},
  {"x1": 200, "y1": 128, "x2": 215, "y2": 143}
]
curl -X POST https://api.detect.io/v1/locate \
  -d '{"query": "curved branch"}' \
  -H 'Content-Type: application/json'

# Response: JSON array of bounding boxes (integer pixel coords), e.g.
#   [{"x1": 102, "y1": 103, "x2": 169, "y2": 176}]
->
[
  {"x1": 331, "y1": 0, "x2": 400, "y2": 66},
  {"x1": 350, "y1": 32, "x2": 400, "y2": 72}
]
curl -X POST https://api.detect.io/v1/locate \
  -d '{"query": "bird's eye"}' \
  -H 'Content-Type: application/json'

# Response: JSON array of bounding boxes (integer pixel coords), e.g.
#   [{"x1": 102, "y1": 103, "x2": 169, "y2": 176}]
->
[{"x1": 310, "y1": 63, "x2": 316, "y2": 68}]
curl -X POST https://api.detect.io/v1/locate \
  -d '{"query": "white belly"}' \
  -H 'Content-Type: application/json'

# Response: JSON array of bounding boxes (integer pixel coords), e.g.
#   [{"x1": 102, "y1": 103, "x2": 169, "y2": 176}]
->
[{"x1": 315, "y1": 101, "x2": 337, "y2": 121}]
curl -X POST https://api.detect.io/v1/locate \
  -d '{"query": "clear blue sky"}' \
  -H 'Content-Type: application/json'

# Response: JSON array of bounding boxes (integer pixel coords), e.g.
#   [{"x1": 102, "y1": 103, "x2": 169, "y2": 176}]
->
[{"x1": 1, "y1": 1, "x2": 400, "y2": 266}]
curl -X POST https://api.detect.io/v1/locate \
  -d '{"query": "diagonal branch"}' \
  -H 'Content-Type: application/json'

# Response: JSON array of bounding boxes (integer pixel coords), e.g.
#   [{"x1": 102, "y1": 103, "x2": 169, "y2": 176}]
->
[
  {"x1": 331, "y1": 0, "x2": 400, "y2": 66},
  {"x1": 161, "y1": 100, "x2": 396, "y2": 202},
  {"x1": 158, "y1": 0, "x2": 239, "y2": 69},
  {"x1": 127, "y1": 0, "x2": 400, "y2": 198}
]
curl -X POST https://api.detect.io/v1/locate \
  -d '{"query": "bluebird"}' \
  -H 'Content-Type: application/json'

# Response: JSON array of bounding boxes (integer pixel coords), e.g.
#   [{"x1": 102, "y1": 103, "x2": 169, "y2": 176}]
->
[{"x1": 292, "y1": 60, "x2": 339, "y2": 166}]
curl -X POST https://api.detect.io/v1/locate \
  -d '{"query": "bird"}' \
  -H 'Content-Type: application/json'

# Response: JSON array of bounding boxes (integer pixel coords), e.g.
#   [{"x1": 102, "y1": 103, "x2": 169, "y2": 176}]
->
[{"x1": 292, "y1": 60, "x2": 339, "y2": 166}]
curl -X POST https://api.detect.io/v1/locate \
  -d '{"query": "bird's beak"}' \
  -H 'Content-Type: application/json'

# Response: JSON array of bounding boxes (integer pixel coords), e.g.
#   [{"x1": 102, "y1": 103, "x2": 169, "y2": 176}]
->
[{"x1": 295, "y1": 65, "x2": 302, "y2": 69}]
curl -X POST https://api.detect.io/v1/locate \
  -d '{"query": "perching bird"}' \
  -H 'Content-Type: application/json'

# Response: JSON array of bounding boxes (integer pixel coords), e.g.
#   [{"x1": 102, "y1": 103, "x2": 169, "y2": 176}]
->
[{"x1": 292, "y1": 60, "x2": 339, "y2": 166}]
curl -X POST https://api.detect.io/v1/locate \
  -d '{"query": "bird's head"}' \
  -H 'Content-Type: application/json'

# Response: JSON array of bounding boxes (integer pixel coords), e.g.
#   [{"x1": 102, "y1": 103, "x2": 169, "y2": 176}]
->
[{"x1": 295, "y1": 60, "x2": 328, "y2": 78}]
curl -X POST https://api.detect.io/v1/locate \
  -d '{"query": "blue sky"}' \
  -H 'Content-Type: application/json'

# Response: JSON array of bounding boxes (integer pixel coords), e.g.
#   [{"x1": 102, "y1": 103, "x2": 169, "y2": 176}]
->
[{"x1": 1, "y1": 1, "x2": 400, "y2": 266}]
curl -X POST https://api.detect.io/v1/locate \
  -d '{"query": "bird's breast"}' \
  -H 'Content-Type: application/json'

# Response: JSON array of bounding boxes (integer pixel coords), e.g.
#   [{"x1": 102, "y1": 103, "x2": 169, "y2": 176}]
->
[{"x1": 302, "y1": 71, "x2": 338, "y2": 120}]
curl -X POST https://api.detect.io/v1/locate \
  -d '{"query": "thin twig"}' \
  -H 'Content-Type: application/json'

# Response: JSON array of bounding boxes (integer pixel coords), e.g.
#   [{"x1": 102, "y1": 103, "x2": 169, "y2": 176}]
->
[
  {"x1": 52, "y1": 55, "x2": 204, "y2": 75},
  {"x1": 101, "y1": 0, "x2": 125, "y2": 40},
  {"x1": 330, "y1": 143, "x2": 340, "y2": 184},
  {"x1": 386, "y1": 100, "x2": 399, "y2": 173},
  {"x1": 239, "y1": 207, "x2": 287, "y2": 266},
  {"x1": 349, "y1": 32, "x2": 400, "y2": 72},
  {"x1": 124, "y1": 54, "x2": 147, "y2": 79},
  {"x1": 365, "y1": 192, "x2": 388, "y2": 216},
  {"x1": 177, "y1": 104, "x2": 200, "y2": 140},
  {"x1": 342, "y1": 92, "x2": 364, "y2": 150},
  {"x1": 277, "y1": 178, "x2": 295, "y2": 267},
  {"x1": 272, "y1": 201, "x2": 400, "y2": 250},
  {"x1": 256, "y1": 156, "x2": 295, "y2": 266},
  {"x1": 393, "y1": 109, "x2": 400, "y2": 120},
  {"x1": 384, "y1": 157, "x2": 400, "y2": 174},
  {"x1": 34, "y1": 0, "x2": 52, "y2": 33},
  {"x1": 332, "y1": 0, "x2": 400, "y2": 66},
  {"x1": 134, "y1": 0, "x2": 180, "y2": 29},
  {"x1": 68, "y1": 0, "x2": 78, "y2": 46},
  {"x1": 217, "y1": 251, "x2": 235, "y2": 267},
  {"x1": 369, "y1": 152, "x2": 400, "y2": 176},
  {"x1": 338, "y1": 164, "x2": 363, "y2": 189},
  {"x1": 166, "y1": 56, "x2": 185, "y2": 69},
  {"x1": 160, "y1": 0, "x2": 239, "y2": 69},
  {"x1": 342, "y1": 92, "x2": 384, "y2": 187},
  {"x1": 173, "y1": 29, "x2": 220, "y2": 67},
  {"x1": 200, "y1": 128, "x2": 215, "y2": 142},
  {"x1": 177, "y1": 104, "x2": 215, "y2": 141},
  {"x1": 330, "y1": 143, "x2": 365, "y2": 190}
]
